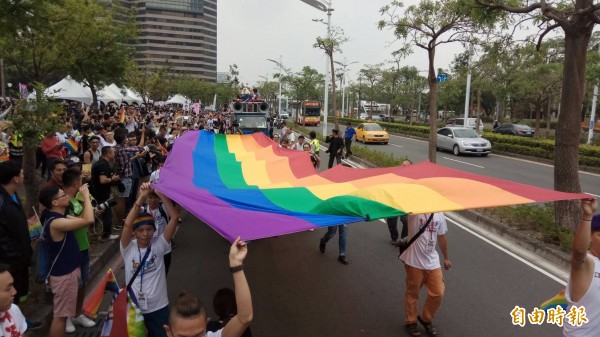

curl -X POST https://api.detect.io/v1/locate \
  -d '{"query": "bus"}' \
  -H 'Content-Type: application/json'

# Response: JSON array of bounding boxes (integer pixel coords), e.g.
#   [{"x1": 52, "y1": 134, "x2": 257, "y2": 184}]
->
[{"x1": 294, "y1": 100, "x2": 321, "y2": 126}]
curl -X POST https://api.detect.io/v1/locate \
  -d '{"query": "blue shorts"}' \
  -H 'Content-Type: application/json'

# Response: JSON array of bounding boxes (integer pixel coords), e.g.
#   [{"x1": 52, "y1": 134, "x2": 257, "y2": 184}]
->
[
  {"x1": 80, "y1": 249, "x2": 90, "y2": 284},
  {"x1": 117, "y1": 177, "x2": 133, "y2": 198}
]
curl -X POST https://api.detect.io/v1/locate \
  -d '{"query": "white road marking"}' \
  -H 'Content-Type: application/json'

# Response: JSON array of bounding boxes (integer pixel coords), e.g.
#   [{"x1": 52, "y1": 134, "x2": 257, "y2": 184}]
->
[
  {"x1": 389, "y1": 144, "x2": 403, "y2": 148},
  {"x1": 446, "y1": 214, "x2": 567, "y2": 286},
  {"x1": 442, "y1": 157, "x2": 485, "y2": 169}
]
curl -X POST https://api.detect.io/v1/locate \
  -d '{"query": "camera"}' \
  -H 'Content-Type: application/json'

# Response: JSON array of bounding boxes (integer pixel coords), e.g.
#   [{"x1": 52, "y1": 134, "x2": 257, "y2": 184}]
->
[{"x1": 96, "y1": 198, "x2": 117, "y2": 212}]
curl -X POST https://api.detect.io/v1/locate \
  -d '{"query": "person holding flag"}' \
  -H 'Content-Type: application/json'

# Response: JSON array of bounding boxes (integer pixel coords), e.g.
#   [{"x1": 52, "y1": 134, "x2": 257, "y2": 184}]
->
[{"x1": 120, "y1": 182, "x2": 179, "y2": 337}]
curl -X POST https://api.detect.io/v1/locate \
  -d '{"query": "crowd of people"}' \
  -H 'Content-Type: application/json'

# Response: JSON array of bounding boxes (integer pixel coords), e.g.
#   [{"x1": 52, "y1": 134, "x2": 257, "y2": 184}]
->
[{"x1": 0, "y1": 97, "x2": 598, "y2": 337}]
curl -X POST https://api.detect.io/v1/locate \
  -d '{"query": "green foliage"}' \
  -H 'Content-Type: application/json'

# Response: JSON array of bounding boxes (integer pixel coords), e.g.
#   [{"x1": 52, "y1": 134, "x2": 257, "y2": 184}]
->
[
  {"x1": 283, "y1": 66, "x2": 324, "y2": 101},
  {"x1": 481, "y1": 203, "x2": 574, "y2": 251}
]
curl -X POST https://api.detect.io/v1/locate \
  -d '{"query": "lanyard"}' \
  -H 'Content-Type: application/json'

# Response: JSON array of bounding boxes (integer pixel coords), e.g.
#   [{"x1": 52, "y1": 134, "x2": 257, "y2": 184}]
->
[{"x1": 136, "y1": 244, "x2": 151, "y2": 293}]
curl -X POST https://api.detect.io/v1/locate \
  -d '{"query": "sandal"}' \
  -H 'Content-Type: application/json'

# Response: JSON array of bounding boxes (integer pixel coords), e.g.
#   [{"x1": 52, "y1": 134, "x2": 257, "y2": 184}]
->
[
  {"x1": 417, "y1": 316, "x2": 439, "y2": 337},
  {"x1": 404, "y1": 323, "x2": 421, "y2": 336}
]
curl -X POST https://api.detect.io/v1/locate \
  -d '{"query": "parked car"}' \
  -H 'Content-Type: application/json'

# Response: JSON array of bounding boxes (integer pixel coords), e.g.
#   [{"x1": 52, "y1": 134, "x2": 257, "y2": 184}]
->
[
  {"x1": 356, "y1": 123, "x2": 389, "y2": 144},
  {"x1": 436, "y1": 127, "x2": 492, "y2": 156},
  {"x1": 359, "y1": 112, "x2": 369, "y2": 120},
  {"x1": 379, "y1": 115, "x2": 395, "y2": 122},
  {"x1": 492, "y1": 123, "x2": 534, "y2": 137},
  {"x1": 370, "y1": 115, "x2": 382, "y2": 121},
  {"x1": 447, "y1": 117, "x2": 483, "y2": 132}
]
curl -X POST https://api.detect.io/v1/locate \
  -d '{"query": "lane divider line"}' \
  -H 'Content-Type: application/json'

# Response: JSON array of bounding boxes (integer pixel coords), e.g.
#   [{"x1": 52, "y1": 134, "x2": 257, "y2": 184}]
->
[{"x1": 442, "y1": 157, "x2": 485, "y2": 169}]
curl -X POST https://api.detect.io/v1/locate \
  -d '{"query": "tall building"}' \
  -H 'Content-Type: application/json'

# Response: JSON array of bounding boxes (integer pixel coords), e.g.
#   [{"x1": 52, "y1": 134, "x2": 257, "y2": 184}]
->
[{"x1": 118, "y1": 1, "x2": 217, "y2": 82}]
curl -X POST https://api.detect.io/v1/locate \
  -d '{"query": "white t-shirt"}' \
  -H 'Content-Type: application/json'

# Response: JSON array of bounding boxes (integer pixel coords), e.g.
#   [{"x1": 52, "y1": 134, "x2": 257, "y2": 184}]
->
[
  {"x1": 101, "y1": 138, "x2": 116, "y2": 147},
  {"x1": 208, "y1": 330, "x2": 222, "y2": 337},
  {"x1": 146, "y1": 205, "x2": 170, "y2": 242},
  {"x1": 120, "y1": 235, "x2": 171, "y2": 313},
  {"x1": 400, "y1": 213, "x2": 447, "y2": 270},
  {"x1": 0, "y1": 304, "x2": 27, "y2": 337},
  {"x1": 149, "y1": 169, "x2": 160, "y2": 184}
]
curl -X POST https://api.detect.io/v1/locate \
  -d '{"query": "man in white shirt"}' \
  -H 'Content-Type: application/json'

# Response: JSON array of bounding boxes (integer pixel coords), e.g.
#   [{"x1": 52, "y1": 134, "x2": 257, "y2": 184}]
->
[
  {"x1": 0, "y1": 264, "x2": 27, "y2": 337},
  {"x1": 399, "y1": 213, "x2": 451, "y2": 337},
  {"x1": 164, "y1": 238, "x2": 252, "y2": 337},
  {"x1": 121, "y1": 182, "x2": 179, "y2": 337}
]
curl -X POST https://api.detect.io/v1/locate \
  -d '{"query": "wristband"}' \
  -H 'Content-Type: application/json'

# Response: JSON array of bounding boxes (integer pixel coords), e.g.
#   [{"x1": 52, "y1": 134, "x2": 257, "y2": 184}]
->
[
  {"x1": 582, "y1": 218, "x2": 593, "y2": 222},
  {"x1": 134, "y1": 203, "x2": 142, "y2": 208},
  {"x1": 230, "y1": 264, "x2": 244, "y2": 273}
]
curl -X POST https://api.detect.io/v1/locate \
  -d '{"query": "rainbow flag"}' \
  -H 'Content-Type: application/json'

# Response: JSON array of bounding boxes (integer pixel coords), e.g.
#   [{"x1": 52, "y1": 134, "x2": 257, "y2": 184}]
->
[
  {"x1": 175, "y1": 113, "x2": 184, "y2": 122},
  {"x1": 83, "y1": 269, "x2": 120, "y2": 318},
  {"x1": 152, "y1": 131, "x2": 590, "y2": 242},
  {"x1": 118, "y1": 107, "x2": 126, "y2": 124},
  {"x1": 101, "y1": 289, "x2": 146, "y2": 337},
  {"x1": 27, "y1": 214, "x2": 42, "y2": 240},
  {"x1": 65, "y1": 137, "x2": 79, "y2": 154},
  {"x1": 540, "y1": 289, "x2": 568, "y2": 311}
]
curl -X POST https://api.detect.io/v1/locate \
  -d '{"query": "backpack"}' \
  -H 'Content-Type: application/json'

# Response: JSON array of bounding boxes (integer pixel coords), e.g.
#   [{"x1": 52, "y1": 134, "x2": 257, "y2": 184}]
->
[{"x1": 34, "y1": 215, "x2": 64, "y2": 284}]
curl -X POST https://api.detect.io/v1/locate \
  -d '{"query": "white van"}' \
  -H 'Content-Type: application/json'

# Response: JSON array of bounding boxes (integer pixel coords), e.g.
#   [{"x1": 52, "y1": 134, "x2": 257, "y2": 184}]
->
[{"x1": 448, "y1": 118, "x2": 483, "y2": 132}]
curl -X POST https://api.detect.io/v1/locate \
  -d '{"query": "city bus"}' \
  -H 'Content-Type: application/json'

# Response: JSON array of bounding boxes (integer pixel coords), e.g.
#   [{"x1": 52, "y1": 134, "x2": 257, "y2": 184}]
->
[{"x1": 294, "y1": 100, "x2": 321, "y2": 126}]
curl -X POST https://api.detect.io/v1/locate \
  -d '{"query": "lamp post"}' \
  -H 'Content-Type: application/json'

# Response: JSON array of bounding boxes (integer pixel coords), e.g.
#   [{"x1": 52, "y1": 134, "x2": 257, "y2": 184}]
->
[
  {"x1": 267, "y1": 56, "x2": 284, "y2": 115},
  {"x1": 334, "y1": 59, "x2": 358, "y2": 117},
  {"x1": 302, "y1": 0, "x2": 332, "y2": 135},
  {"x1": 463, "y1": 44, "x2": 473, "y2": 123}
]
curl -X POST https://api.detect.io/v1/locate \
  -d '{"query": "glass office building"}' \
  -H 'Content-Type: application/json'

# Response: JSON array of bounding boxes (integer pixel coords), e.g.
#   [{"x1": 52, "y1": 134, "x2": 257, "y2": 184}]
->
[{"x1": 118, "y1": 0, "x2": 217, "y2": 81}]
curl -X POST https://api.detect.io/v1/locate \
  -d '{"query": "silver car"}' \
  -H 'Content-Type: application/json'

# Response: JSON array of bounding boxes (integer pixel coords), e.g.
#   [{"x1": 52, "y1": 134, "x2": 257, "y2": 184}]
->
[{"x1": 436, "y1": 127, "x2": 492, "y2": 156}]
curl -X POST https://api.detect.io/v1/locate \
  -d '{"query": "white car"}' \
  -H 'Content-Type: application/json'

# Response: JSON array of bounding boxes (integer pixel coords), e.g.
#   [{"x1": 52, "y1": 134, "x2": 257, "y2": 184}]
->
[
  {"x1": 436, "y1": 127, "x2": 491, "y2": 156},
  {"x1": 279, "y1": 111, "x2": 290, "y2": 119},
  {"x1": 359, "y1": 113, "x2": 369, "y2": 120}
]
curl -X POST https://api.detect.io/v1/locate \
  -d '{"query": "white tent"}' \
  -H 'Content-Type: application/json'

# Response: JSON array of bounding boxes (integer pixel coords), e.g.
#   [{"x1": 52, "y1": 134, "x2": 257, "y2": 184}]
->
[
  {"x1": 44, "y1": 76, "x2": 92, "y2": 105},
  {"x1": 122, "y1": 86, "x2": 144, "y2": 105},
  {"x1": 166, "y1": 94, "x2": 188, "y2": 105},
  {"x1": 97, "y1": 85, "x2": 123, "y2": 105}
]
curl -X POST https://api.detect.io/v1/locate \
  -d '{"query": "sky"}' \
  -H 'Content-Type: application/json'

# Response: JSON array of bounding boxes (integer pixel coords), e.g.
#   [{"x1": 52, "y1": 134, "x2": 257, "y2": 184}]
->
[{"x1": 216, "y1": 0, "x2": 463, "y2": 87}]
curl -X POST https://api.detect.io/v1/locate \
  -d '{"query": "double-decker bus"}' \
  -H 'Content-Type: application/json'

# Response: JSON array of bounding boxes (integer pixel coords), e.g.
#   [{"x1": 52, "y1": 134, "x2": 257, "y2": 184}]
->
[{"x1": 294, "y1": 100, "x2": 321, "y2": 126}]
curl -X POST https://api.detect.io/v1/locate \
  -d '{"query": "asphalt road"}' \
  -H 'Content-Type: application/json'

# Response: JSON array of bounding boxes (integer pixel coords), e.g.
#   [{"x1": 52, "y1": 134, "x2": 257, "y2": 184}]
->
[
  {"x1": 322, "y1": 122, "x2": 600, "y2": 198},
  {"x1": 162, "y1": 212, "x2": 564, "y2": 337}
]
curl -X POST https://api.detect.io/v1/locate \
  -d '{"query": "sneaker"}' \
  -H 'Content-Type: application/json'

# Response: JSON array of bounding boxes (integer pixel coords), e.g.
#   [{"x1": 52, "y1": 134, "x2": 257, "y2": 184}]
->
[
  {"x1": 319, "y1": 238, "x2": 326, "y2": 253},
  {"x1": 100, "y1": 234, "x2": 119, "y2": 241},
  {"x1": 27, "y1": 319, "x2": 43, "y2": 331},
  {"x1": 390, "y1": 239, "x2": 398, "y2": 246},
  {"x1": 338, "y1": 255, "x2": 349, "y2": 265},
  {"x1": 73, "y1": 314, "x2": 97, "y2": 328},
  {"x1": 65, "y1": 318, "x2": 75, "y2": 333}
]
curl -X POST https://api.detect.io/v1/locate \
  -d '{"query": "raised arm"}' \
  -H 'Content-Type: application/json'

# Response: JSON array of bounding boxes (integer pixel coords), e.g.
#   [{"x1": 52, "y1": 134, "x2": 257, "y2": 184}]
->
[
  {"x1": 569, "y1": 199, "x2": 598, "y2": 302},
  {"x1": 121, "y1": 182, "x2": 151, "y2": 248},
  {"x1": 155, "y1": 188, "x2": 179, "y2": 243},
  {"x1": 50, "y1": 185, "x2": 94, "y2": 234},
  {"x1": 222, "y1": 237, "x2": 252, "y2": 337}
]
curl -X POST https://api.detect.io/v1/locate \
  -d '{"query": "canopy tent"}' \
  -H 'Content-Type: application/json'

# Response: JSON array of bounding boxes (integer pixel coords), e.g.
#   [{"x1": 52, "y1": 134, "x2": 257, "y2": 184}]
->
[
  {"x1": 166, "y1": 94, "x2": 189, "y2": 105},
  {"x1": 97, "y1": 85, "x2": 123, "y2": 105},
  {"x1": 44, "y1": 76, "x2": 92, "y2": 105},
  {"x1": 154, "y1": 131, "x2": 590, "y2": 242},
  {"x1": 122, "y1": 87, "x2": 144, "y2": 105}
]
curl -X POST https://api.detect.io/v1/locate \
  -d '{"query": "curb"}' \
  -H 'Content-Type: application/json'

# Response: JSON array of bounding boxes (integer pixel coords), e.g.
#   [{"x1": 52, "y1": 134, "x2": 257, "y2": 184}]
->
[{"x1": 26, "y1": 238, "x2": 121, "y2": 336}]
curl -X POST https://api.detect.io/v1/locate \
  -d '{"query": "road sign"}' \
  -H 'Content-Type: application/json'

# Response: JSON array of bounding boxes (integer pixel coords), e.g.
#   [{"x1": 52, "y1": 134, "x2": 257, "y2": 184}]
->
[{"x1": 436, "y1": 73, "x2": 448, "y2": 83}]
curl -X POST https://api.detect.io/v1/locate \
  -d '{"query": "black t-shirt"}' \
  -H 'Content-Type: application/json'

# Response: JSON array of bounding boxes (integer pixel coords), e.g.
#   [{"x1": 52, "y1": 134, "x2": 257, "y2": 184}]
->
[{"x1": 91, "y1": 157, "x2": 113, "y2": 201}]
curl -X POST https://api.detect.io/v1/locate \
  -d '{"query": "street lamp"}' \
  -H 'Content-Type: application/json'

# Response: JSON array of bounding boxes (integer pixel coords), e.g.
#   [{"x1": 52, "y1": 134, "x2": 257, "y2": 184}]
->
[
  {"x1": 334, "y1": 59, "x2": 358, "y2": 117},
  {"x1": 301, "y1": 0, "x2": 333, "y2": 136},
  {"x1": 266, "y1": 57, "x2": 284, "y2": 115}
]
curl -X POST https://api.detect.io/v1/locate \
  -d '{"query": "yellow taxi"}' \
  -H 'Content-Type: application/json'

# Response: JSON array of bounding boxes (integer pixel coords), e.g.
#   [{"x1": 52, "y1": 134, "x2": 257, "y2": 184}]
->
[{"x1": 355, "y1": 122, "x2": 389, "y2": 144}]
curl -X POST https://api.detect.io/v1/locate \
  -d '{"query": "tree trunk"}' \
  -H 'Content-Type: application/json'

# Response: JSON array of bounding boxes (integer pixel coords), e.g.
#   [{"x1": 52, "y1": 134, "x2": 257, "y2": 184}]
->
[
  {"x1": 546, "y1": 99, "x2": 552, "y2": 137},
  {"x1": 427, "y1": 47, "x2": 437, "y2": 163},
  {"x1": 555, "y1": 31, "x2": 591, "y2": 229},
  {"x1": 330, "y1": 55, "x2": 339, "y2": 130},
  {"x1": 476, "y1": 89, "x2": 482, "y2": 132},
  {"x1": 22, "y1": 143, "x2": 39, "y2": 218}
]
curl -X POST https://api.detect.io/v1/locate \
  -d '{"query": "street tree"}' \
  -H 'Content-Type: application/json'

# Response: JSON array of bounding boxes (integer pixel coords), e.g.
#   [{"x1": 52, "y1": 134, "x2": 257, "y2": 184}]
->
[
  {"x1": 379, "y1": 0, "x2": 500, "y2": 163},
  {"x1": 126, "y1": 62, "x2": 173, "y2": 103},
  {"x1": 68, "y1": 1, "x2": 136, "y2": 106},
  {"x1": 314, "y1": 26, "x2": 348, "y2": 129},
  {"x1": 475, "y1": 0, "x2": 600, "y2": 228},
  {"x1": 359, "y1": 64, "x2": 383, "y2": 117}
]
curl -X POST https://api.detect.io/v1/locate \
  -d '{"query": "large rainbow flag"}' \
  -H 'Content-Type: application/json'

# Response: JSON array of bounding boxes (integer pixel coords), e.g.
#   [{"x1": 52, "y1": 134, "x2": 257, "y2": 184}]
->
[{"x1": 153, "y1": 131, "x2": 590, "y2": 242}]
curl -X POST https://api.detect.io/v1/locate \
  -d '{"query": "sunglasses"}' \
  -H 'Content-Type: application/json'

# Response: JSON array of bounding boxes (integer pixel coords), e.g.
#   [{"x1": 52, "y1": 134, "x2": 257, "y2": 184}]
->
[{"x1": 53, "y1": 194, "x2": 68, "y2": 200}]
